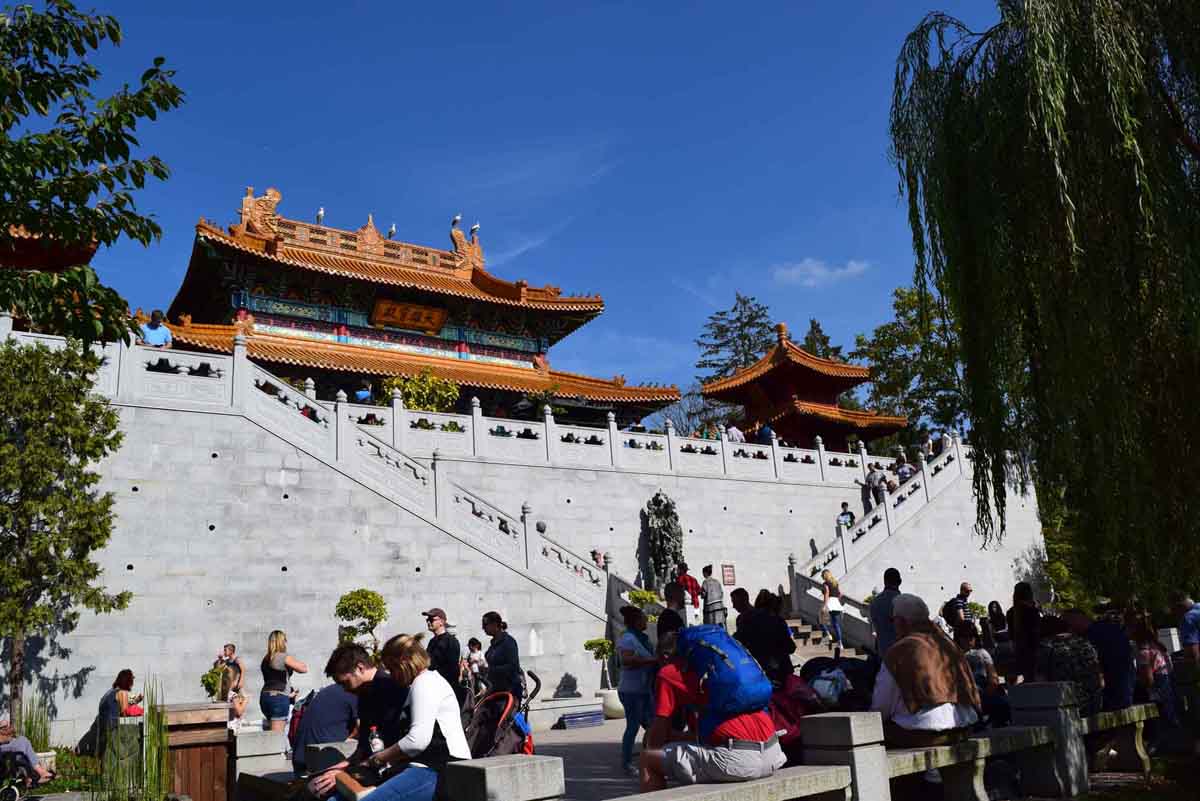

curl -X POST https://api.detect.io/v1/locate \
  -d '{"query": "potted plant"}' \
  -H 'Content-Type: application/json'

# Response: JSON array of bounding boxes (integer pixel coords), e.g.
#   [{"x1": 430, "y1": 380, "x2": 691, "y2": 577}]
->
[{"x1": 584, "y1": 638, "x2": 623, "y2": 719}]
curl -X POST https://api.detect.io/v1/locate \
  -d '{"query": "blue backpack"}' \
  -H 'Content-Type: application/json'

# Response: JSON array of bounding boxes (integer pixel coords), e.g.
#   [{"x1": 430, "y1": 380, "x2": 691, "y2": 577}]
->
[{"x1": 675, "y1": 624, "x2": 773, "y2": 741}]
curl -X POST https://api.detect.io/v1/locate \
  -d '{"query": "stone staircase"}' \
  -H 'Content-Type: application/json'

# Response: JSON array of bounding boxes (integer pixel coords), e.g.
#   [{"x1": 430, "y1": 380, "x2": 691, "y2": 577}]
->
[{"x1": 785, "y1": 618, "x2": 865, "y2": 668}]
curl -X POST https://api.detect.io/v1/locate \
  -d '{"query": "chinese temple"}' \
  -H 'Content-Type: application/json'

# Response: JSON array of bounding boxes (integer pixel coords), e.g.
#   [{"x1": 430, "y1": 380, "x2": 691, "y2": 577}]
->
[
  {"x1": 701, "y1": 322, "x2": 905, "y2": 448},
  {"x1": 163, "y1": 187, "x2": 678, "y2": 424}
]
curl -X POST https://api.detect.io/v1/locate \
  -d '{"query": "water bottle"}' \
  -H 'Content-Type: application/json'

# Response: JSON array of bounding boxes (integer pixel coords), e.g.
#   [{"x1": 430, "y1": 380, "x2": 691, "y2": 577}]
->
[{"x1": 368, "y1": 725, "x2": 384, "y2": 755}]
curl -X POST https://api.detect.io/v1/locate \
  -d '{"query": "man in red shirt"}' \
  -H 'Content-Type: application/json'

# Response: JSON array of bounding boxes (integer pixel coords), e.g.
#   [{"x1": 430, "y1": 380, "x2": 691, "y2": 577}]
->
[
  {"x1": 639, "y1": 633, "x2": 785, "y2": 791},
  {"x1": 675, "y1": 562, "x2": 701, "y2": 613}
]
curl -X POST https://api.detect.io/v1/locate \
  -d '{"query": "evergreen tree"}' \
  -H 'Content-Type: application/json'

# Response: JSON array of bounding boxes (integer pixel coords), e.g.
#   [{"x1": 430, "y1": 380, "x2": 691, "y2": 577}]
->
[
  {"x1": 892, "y1": 1, "x2": 1200, "y2": 602},
  {"x1": 0, "y1": 339, "x2": 128, "y2": 727},
  {"x1": 800, "y1": 318, "x2": 862, "y2": 411},
  {"x1": 0, "y1": 0, "x2": 183, "y2": 344},
  {"x1": 694, "y1": 293, "x2": 775, "y2": 383}
]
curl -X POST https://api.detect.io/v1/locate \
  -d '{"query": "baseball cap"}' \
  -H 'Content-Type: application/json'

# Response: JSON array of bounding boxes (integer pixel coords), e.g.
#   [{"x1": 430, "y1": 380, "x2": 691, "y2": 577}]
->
[{"x1": 422, "y1": 608, "x2": 447, "y2": 620}]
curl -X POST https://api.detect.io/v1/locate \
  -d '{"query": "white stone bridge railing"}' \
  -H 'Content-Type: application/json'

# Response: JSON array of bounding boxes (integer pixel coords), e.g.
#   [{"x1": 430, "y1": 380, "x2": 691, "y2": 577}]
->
[{"x1": 1, "y1": 321, "x2": 606, "y2": 620}]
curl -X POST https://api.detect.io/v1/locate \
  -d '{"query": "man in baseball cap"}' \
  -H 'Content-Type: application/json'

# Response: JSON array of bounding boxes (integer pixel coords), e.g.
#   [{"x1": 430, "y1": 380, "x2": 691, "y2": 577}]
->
[{"x1": 423, "y1": 608, "x2": 464, "y2": 705}]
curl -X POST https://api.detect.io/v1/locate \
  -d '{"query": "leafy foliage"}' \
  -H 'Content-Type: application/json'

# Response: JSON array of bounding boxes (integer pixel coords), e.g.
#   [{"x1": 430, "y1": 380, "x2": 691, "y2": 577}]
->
[
  {"x1": 583, "y1": 638, "x2": 614, "y2": 660},
  {"x1": 381, "y1": 369, "x2": 459, "y2": 412},
  {"x1": 519, "y1": 386, "x2": 565, "y2": 419},
  {"x1": 200, "y1": 663, "x2": 225, "y2": 700},
  {"x1": 627, "y1": 590, "x2": 661, "y2": 609},
  {"x1": 694, "y1": 293, "x2": 775, "y2": 383},
  {"x1": 19, "y1": 691, "x2": 50, "y2": 752},
  {"x1": 891, "y1": 1, "x2": 1200, "y2": 605},
  {"x1": 334, "y1": 588, "x2": 388, "y2": 656},
  {"x1": 0, "y1": 0, "x2": 184, "y2": 344},
  {"x1": 0, "y1": 338, "x2": 128, "y2": 725},
  {"x1": 851, "y1": 286, "x2": 964, "y2": 452}
]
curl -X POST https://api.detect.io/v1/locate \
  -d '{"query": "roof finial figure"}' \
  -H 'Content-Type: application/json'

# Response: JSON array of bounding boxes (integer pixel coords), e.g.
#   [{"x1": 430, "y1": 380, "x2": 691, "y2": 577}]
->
[
  {"x1": 316, "y1": 206, "x2": 325, "y2": 225},
  {"x1": 387, "y1": 223, "x2": 396, "y2": 240},
  {"x1": 776, "y1": 321, "x2": 789, "y2": 343}
]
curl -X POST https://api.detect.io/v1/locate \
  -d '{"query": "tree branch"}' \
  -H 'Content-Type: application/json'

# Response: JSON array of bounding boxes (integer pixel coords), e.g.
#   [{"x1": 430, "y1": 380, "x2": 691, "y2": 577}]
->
[{"x1": 1157, "y1": 79, "x2": 1200, "y2": 162}]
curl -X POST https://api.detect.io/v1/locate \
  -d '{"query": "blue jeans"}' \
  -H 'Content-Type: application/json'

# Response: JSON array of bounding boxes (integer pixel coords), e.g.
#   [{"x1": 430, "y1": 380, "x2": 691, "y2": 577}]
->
[
  {"x1": 828, "y1": 611, "x2": 844, "y2": 646},
  {"x1": 618, "y1": 690, "x2": 652, "y2": 767},
  {"x1": 367, "y1": 766, "x2": 440, "y2": 801}
]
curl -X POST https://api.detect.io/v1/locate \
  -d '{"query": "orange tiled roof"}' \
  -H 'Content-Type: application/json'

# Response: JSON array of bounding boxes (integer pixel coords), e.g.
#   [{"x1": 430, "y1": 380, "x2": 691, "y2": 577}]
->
[
  {"x1": 702, "y1": 322, "x2": 869, "y2": 398},
  {"x1": 192, "y1": 186, "x2": 605, "y2": 314},
  {"x1": 1, "y1": 225, "x2": 99, "y2": 271},
  {"x1": 167, "y1": 319, "x2": 679, "y2": 404},
  {"x1": 764, "y1": 397, "x2": 907, "y2": 431}
]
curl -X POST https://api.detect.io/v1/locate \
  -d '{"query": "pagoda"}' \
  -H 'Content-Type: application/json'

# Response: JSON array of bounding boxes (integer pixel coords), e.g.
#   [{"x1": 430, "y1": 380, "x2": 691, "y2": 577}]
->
[
  {"x1": 163, "y1": 186, "x2": 678, "y2": 424},
  {"x1": 701, "y1": 322, "x2": 905, "y2": 448}
]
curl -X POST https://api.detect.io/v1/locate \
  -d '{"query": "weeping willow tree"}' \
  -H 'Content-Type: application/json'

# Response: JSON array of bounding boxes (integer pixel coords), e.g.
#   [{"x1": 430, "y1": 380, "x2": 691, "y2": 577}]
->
[{"x1": 891, "y1": 1, "x2": 1200, "y2": 607}]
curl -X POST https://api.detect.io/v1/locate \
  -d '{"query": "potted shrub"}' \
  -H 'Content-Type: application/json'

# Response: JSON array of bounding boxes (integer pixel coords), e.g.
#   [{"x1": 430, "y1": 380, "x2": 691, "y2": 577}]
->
[{"x1": 584, "y1": 638, "x2": 623, "y2": 719}]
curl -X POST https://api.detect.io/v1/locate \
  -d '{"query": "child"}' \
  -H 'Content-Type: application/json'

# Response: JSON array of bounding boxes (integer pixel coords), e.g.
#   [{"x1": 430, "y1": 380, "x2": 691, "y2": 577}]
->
[{"x1": 466, "y1": 637, "x2": 488, "y2": 693}]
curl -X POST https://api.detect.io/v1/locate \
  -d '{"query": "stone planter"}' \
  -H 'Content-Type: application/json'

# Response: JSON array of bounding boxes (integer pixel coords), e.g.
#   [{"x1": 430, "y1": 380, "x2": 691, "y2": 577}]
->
[
  {"x1": 595, "y1": 689, "x2": 624, "y2": 719},
  {"x1": 36, "y1": 751, "x2": 56, "y2": 773}
]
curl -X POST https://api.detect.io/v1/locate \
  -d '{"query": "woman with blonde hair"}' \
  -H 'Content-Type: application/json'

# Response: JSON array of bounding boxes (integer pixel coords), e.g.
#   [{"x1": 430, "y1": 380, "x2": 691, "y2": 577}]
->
[
  {"x1": 821, "y1": 569, "x2": 844, "y2": 650},
  {"x1": 366, "y1": 633, "x2": 471, "y2": 801},
  {"x1": 260, "y1": 630, "x2": 308, "y2": 731}
]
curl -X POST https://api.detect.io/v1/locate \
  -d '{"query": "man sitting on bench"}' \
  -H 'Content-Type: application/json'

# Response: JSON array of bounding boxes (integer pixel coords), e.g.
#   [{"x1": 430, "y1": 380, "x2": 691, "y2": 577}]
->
[
  {"x1": 871, "y1": 594, "x2": 981, "y2": 747},
  {"x1": 640, "y1": 630, "x2": 784, "y2": 791}
]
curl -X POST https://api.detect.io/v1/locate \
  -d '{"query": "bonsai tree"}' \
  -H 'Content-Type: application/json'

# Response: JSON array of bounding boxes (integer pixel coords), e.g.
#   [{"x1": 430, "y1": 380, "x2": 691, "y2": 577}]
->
[
  {"x1": 334, "y1": 588, "x2": 388, "y2": 659},
  {"x1": 583, "y1": 638, "x2": 615, "y2": 689}
]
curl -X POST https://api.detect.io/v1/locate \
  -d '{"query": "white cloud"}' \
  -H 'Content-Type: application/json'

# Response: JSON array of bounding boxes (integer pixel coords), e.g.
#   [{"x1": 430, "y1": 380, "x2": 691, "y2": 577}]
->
[{"x1": 772, "y1": 258, "x2": 869, "y2": 288}]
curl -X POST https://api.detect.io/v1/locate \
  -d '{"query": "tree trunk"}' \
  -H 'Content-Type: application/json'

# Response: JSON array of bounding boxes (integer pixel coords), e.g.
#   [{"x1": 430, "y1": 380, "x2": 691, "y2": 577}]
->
[{"x1": 9, "y1": 627, "x2": 24, "y2": 733}]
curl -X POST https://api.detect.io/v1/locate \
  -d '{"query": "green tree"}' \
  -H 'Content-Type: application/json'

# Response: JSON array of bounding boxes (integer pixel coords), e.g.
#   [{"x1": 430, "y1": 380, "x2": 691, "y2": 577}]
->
[
  {"x1": 851, "y1": 286, "x2": 964, "y2": 451},
  {"x1": 0, "y1": 0, "x2": 184, "y2": 344},
  {"x1": 891, "y1": 2, "x2": 1200, "y2": 604},
  {"x1": 800, "y1": 318, "x2": 863, "y2": 411},
  {"x1": 334, "y1": 588, "x2": 388, "y2": 658},
  {"x1": 694, "y1": 293, "x2": 775, "y2": 383},
  {"x1": 0, "y1": 338, "x2": 128, "y2": 727},
  {"x1": 381, "y1": 369, "x2": 459, "y2": 412}
]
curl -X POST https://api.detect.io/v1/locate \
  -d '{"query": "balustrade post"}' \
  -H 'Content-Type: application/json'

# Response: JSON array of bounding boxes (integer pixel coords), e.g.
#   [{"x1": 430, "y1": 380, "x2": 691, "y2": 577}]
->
[
  {"x1": 880, "y1": 472, "x2": 896, "y2": 536},
  {"x1": 230, "y1": 332, "x2": 249, "y2": 410},
  {"x1": 334, "y1": 390, "x2": 350, "y2": 462},
  {"x1": 717, "y1": 426, "x2": 729, "y2": 475},
  {"x1": 391, "y1": 390, "x2": 406, "y2": 452},
  {"x1": 543, "y1": 405, "x2": 556, "y2": 463},
  {"x1": 303, "y1": 377, "x2": 316, "y2": 400},
  {"x1": 606, "y1": 412, "x2": 619, "y2": 468},
  {"x1": 769, "y1": 433, "x2": 781, "y2": 480},
  {"x1": 665, "y1": 419, "x2": 678, "y2": 472},
  {"x1": 916, "y1": 451, "x2": 931, "y2": 501},
  {"x1": 814, "y1": 435, "x2": 827, "y2": 481},
  {"x1": 787, "y1": 554, "x2": 797, "y2": 614},
  {"x1": 114, "y1": 338, "x2": 138, "y2": 401},
  {"x1": 470, "y1": 397, "x2": 483, "y2": 457},
  {"x1": 0, "y1": 310, "x2": 12, "y2": 340},
  {"x1": 603, "y1": 552, "x2": 612, "y2": 573},
  {"x1": 857, "y1": 440, "x2": 869, "y2": 479},
  {"x1": 952, "y1": 430, "x2": 965, "y2": 474},
  {"x1": 430, "y1": 450, "x2": 441, "y2": 519},
  {"x1": 803, "y1": 712, "x2": 891, "y2": 801},
  {"x1": 521, "y1": 502, "x2": 533, "y2": 570}
]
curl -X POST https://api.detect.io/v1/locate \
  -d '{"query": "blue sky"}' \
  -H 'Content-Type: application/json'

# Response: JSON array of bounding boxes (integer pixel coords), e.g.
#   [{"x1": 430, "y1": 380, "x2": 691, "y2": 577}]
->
[{"x1": 90, "y1": 0, "x2": 995, "y2": 391}]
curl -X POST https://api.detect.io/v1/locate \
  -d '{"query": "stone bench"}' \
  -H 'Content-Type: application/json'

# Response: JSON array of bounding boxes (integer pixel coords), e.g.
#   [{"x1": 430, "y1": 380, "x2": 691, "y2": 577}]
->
[
  {"x1": 602, "y1": 764, "x2": 852, "y2": 801},
  {"x1": 1078, "y1": 703, "x2": 1158, "y2": 779},
  {"x1": 885, "y1": 725, "x2": 1055, "y2": 801}
]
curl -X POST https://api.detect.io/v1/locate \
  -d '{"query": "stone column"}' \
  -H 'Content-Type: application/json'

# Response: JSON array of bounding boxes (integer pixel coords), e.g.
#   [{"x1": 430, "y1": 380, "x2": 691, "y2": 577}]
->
[
  {"x1": 664, "y1": 419, "x2": 678, "y2": 472},
  {"x1": 606, "y1": 411, "x2": 619, "y2": 468},
  {"x1": 787, "y1": 554, "x2": 798, "y2": 615},
  {"x1": 521, "y1": 502, "x2": 533, "y2": 570},
  {"x1": 392, "y1": 390, "x2": 406, "y2": 452},
  {"x1": 952, "y1": 430, "x2": 965, "y2": 475},
  {"x1": 0, "y1": 310, "x2": 12, "y2": 340},
  {"x1": 430, "y1": 450, "x2": 442, "y2": 519},
  {"x1": 115, "y1": 337, "x2": 139, "y2": 402},
  {"x1": 230, "y1": 332, "x2": 249, "y2": 410},
  {"x1": 716, "y1": 426, "x2": 728, "y2": 475},
  {"x1": 802, "y1": 712, "x2": 890, "y2": 801},
  {"x1": 303, "y1": 377, "x2": 316, "y2": 400},
  {"x1": 815, "y1": 435, "x2": 827, "y2": 481},
  {"x1": 1008, "y1": 682, "x2": 1089, "y2": 797},
  {"x1": 470, "y1": 396, "x2": 484, "y2": 457},
  {"x1": 769, "y1": 433, "x2": 781, "y2": 479},
  {"x1": 543, "y1": 405, "x2": 556, "y2": 464},
  {"x1": 334, "y1": 389, "x2": 350, "y2": 462},
  {"x1": 916, "y1": 451, "x2": 931, "y2": 501}
]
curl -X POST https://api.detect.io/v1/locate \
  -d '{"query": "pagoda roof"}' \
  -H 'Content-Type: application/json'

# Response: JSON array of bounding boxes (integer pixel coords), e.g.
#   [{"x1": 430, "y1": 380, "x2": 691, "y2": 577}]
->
[
  {"x1": 701, "y1": 322, "x2": 869, "y2": 400},
  {"x1": 762, "y1": 397, "x2": 907, "y2": 433},
  {"x1": 1, "y1": 225, "x2": 99, "y2": 271},
  {"x1": 186, "y1": 187, "x2": 605, "y2": 315},
  {"x1": 166, "y1": 318, "x2": 679, "y2": 405}
]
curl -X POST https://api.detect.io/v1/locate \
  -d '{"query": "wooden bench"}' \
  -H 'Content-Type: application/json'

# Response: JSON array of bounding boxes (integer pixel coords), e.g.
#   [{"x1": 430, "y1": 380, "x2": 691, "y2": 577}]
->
[
  {"x1": 1078, "y1": 703, "x2": 1158, "y2": 779},
  {"x1": 885, "y1": 725, "x2": 1055, "y2": 801},
  {"x1": 603, "y1": 764, "x2": 853, "y2": 801}
]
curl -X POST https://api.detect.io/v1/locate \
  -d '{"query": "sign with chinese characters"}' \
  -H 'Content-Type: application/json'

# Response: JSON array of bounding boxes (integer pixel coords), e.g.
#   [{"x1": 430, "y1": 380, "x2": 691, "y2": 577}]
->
[
  {"x1": 722, "y1": 564, "x2": 736, "y2": 586},
  {"x1": 370, "y1": 299, "x2": 447, "y2": 334}
]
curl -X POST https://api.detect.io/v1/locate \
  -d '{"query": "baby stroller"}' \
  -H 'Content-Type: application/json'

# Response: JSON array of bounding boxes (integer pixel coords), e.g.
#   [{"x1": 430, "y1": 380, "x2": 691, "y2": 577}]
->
[
  {"x1": 0, "y1": 752, "x2": 36, "y2": 801},
  {"x1": 464, "y1": 670, "x2": 541, "y2": 758}
]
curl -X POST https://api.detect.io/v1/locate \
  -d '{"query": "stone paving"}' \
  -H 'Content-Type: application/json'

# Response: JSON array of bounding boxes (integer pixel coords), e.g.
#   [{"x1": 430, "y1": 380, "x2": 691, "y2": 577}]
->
[{"x1": 537, "y1": 719, "x2": 641, "y2": 801}]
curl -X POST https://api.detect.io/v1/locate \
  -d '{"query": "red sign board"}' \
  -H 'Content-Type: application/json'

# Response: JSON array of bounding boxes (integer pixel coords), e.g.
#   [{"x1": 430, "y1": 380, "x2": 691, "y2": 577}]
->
[{"x1": 722, "y1": 564, "x2": 736, "y2": 586}]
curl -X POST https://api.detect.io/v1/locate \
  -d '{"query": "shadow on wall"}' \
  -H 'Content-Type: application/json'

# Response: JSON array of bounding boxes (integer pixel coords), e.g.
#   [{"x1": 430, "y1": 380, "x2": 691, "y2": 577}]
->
[
  {"x1": 552, "y1": 673, "x2": 581, "y2": 699},
  {"x1": 1011, "y1": 543, "x2": 1054, "y2": 605},
  {"x1": 0, "y1": 601, "x2": 97, "y2": 719}
]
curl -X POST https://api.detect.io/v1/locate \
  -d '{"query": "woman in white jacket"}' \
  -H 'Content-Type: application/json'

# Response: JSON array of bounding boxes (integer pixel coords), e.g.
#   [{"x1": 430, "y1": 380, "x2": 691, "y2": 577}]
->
[{"x1": 366, "y1": 633, "x2": 472, "y2": 801}]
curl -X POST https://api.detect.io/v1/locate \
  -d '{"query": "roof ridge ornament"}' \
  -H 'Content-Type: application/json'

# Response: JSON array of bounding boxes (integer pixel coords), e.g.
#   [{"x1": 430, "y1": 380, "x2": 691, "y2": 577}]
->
[
  {"x1": 450, "y1": 214, "x2": 484, "y2": 271},
  {"x1": 356, "y1": 213, "x2": 385, "y2": 256},
  {"x1": 235, "y1": 186, "x2": 282, "y2": 239},
  {"x1": 776, "y1": 321, "x2": 789, "y2": 343}
]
